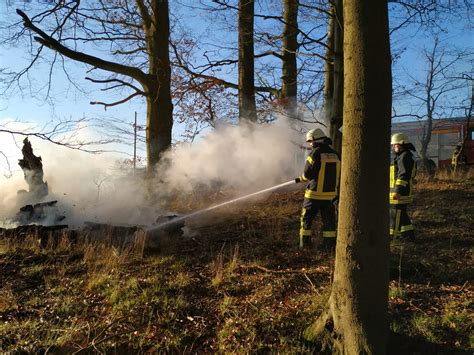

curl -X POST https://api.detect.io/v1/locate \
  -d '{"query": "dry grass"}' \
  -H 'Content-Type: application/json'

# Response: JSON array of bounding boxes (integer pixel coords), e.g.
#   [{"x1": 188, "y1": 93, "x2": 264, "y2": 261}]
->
[{"x1": 0, "y1": 178, "x2": 472, "y2": 353}]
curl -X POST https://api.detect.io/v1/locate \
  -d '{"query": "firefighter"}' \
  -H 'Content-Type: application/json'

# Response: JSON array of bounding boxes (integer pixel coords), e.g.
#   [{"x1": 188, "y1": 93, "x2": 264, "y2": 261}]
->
[
  {"x1": 295, "y1": 128, "x2": 341, "y2": 249},
  {"x1": 390, "y1": 133, "x2": 417, "y2": 240},
  {"x1": 451, "y1": 142, "x2": 464, "y2": 172}
]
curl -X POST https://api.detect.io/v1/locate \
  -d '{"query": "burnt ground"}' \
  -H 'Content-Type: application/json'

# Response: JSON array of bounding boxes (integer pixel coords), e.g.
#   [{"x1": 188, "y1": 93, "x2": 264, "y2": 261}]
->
[{"x1": 0, "y1": 175, "x2": 472, "y2": 353}]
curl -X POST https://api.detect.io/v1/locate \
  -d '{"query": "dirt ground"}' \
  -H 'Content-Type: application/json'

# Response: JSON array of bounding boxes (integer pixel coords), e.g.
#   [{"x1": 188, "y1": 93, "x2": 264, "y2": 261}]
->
[{"x1": 0, "y1": 174, "x2": 472, "y2": 353}]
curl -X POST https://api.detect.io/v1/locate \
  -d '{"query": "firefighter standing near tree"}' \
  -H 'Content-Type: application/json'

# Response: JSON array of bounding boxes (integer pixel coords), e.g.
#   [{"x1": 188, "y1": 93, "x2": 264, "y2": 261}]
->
[
  {"x1": 451, "y1": 142, "x2": 465, "y2": 172},
  {"x1": 390, "y1": 133, "x2": 417, "y2": 240},
  {"x1": 295, "y1": 128, "x2": 341, "y2": 249}
]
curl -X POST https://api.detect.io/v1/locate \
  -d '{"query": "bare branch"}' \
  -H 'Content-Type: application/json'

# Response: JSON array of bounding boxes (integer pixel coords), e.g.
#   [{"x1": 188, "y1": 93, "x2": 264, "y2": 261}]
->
[
  {"x1": 90, "y1": 92, "x2": 143, "y2": 109},
  {"x1": 16, "y1": 9, "x2": 149, "y2": 85},
  {"x1": 84, "y1": 77, "x2": 145, "y2": 95}
]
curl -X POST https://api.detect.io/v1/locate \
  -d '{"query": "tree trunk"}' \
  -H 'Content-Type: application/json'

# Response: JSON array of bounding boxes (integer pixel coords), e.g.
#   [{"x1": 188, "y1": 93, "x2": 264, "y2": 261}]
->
[
  {"x1": 323, "y1": 4, "x2": 335, "y2": 127},
  {"x1": 304, "y1": 1, "x2": 392, "y2": 353},
  {"x1": 281, "y1": 0, "x2": 298, "y2": 120},
  {"x1": 146, "y1": 0, "x2": 173, "y2": 171},
  {"x1": 238, "y1": 0, "x2": 257, "y2": 123},
  {"x1": 330, "y1": 0, "x2": 343, "y2": 154},
  {"x1": 145, "y1": 87, "x2": 173, "y2": 170},
  {"x1": 420, "y1": 69, "x2": 434, "y2": 172},
  {"x1": 420, "y1": 113, "x2": 433, "y2": 169}
]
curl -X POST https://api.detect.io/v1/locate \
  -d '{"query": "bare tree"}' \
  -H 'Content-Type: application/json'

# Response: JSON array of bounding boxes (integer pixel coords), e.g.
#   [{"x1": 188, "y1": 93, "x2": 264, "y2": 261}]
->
[
  {"x1": 393, "y1": 35, "x2": 471, "y2": 169},
  {"x1": 325, "y1": 0, "x2": 472, "y2": 154},
  {"x1": 3, "y1": 1, "x2": 173, "y2": 172},
  {"x1": 171, "y1": 1, "x2": 328, "y2": 125}
]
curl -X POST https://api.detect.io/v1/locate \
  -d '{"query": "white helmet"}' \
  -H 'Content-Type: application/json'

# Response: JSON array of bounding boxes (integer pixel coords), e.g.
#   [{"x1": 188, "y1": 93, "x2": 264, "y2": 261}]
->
[
  {"x1": 306, "y1": 128, "x2": 327, "y2": 142},
  {"x1": 391, "y1": 132, "x2": 409, "y2": 145}
]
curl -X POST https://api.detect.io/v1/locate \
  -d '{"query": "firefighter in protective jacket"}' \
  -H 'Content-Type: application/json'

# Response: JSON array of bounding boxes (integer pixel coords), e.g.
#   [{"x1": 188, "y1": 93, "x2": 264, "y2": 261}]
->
[
  {"x1": 295, "y1": 128, "x2": 341, "y2": 249},
  {"x1": 451, "y1": 142, "x2": 465, "y2": 172},
  {"x1": 390, "y1": 133, "x2": 417, "y2": 239}
]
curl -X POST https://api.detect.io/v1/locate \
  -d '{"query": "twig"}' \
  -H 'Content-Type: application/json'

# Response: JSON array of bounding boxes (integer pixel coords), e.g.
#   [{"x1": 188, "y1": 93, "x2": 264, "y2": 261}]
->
[
  {"x1": 72, "y1": 315, "x2": 133, "y2": 354},
  {"x1": 408, "y1": 300, "x2": 427, "y2": 315},
  {"x1": 303, "y1": 272, "x2": 318, "y2": 293},
  {"x1": 239, "y1": 263, "x2": 327, "y2": 275}
]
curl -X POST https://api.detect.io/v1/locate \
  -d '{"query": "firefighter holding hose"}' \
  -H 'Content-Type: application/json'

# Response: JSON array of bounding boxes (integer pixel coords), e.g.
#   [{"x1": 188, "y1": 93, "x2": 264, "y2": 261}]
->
[{"x1": 295, "y1": 129, "x2": 341, "y2": 250}]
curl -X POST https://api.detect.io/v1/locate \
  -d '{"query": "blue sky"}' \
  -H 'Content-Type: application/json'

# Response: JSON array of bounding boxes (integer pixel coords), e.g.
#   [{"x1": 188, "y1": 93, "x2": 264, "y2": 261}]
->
[{"x1": 0, "y1": 1, "x2": 472, "y2": 167}]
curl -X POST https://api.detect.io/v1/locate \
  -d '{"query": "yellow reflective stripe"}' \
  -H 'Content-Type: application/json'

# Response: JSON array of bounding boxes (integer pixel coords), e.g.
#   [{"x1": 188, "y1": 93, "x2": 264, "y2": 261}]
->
[
  {"x1": 306, "y1": 156, "x2": 314, "y2": 165},
  {"x1": 395, "y1": 179, "x2": 408, "y2": 187},
  {"x1": 389, "y1": 193, "x2": 413, "y2": 204},
  {"x1": 300, "y1": 207, "x2": 307, "y2": 227},
  {"x1": 390, "y1": 165, "x2": 395, "y2": 188},
  {"x1": 300, "y1": 229, "x2": 312, "y2": 237},
  {"x1": 400, "y1": 225, "x2": 414, "y2": 232},
  {"x1": 390, "y1": 198, "x2": 413, "y2": 205},
  {"x1": 322, "y1": 231, "x2": 336, "y2": 238},
  {"x1": 300, "y1": 175, "x2": 309, "y2": 182},
  {"x1": 300, "y1": 208, "x2": 310, "y2": 238},
  {"x1": 305, "y1": 189, "x2": 336, "y2": 200},
  {"x1": 316, "y1": 160, "x2": 326, "y2": 194}
]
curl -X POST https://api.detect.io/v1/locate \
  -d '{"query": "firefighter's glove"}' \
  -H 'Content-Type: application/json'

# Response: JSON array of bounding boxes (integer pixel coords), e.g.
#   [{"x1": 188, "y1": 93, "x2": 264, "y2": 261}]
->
[{"x1": 295, "y1": 177, "x2": 302, "y2": 183}]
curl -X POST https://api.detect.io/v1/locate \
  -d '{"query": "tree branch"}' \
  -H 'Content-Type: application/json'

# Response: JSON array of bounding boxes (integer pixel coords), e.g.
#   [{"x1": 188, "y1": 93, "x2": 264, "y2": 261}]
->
[
  {"x1": 16, "y1": 9, "x2": 150, "y2": 85},
  {"x1": 90, "y1": 92, "x2": 143, "y2": 109},
  {"x1": 84, "y1": 77, "x2": 145, "y2": 95}
]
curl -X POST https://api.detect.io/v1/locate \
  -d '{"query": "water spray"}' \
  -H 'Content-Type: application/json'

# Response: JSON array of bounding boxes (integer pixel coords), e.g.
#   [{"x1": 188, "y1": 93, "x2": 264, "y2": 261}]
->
[{"x1": 148, "y1": 180, "x2": 296, "y2": 232}]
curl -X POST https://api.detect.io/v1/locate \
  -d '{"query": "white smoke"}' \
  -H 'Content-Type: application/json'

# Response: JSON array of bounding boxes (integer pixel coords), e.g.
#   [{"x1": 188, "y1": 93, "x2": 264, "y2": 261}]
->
[
  {"x1": 1, "y1": 114, "x2": 328, "y2": 229},
  {"x1": 0, "y1": 120, "x2": 156, "y2": 228},
  {"x1": 160, "y1": 119, "x2": 302, "y2": 194}
]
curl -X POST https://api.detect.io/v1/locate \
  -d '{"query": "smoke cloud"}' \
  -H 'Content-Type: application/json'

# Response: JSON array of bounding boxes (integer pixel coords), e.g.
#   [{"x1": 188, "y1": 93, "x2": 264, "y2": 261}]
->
[
  {"x1": 1, "y1": 115, "x2": 328, "y2": 228},
  {"x1": 160, "y1": 119, "x2": 307, "y2": 193}
]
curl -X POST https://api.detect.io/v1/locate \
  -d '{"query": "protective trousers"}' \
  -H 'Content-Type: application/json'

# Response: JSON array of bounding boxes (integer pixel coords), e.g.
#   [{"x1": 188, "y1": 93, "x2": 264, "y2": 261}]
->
[
  {"x1": 390, "y1": 204, "x2": 414, "y2": 239},
  {"x1": 299, "y1": 198, "x2": 336, "y2": 248}
]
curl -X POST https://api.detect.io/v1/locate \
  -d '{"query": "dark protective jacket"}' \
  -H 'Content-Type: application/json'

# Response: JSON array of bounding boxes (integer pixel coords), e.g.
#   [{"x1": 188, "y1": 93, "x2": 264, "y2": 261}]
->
[
  {"x1": 390, "y1": 149, "x2": 417, "y2": 205},
  {"x1": 451, "y1": 147, "x2": 465, "y2": 167},
  {"x1": 299, "y1": 143, "x2": 340, "y2": 200}
]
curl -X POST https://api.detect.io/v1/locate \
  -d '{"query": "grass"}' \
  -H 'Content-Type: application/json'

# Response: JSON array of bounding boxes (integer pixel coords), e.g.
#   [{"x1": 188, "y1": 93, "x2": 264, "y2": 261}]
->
[{"x1": 0, "y1": 175, "x2": 473, "y2": 352}]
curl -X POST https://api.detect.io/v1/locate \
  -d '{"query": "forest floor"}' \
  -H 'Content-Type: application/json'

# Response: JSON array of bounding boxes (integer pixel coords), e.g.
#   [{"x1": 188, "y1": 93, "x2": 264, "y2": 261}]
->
[{"x1": 0, "y1": 172, "x2": 473, "y2": 354}]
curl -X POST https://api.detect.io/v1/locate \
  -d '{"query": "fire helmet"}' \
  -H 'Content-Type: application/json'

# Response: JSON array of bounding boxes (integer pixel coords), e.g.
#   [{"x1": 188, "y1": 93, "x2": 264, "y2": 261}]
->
[
  {"x1": 391, "y1": 132, "x2": 409, "y2": 145},
  {"x1": 306, "y1": 128, "x2": 327, "y2": 142}
]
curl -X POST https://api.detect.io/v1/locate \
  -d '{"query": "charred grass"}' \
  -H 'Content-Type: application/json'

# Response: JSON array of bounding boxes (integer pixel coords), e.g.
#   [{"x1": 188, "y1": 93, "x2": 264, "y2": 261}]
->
[{"x1": 0, "y1": 174, "x2": 473, "y2": 353}]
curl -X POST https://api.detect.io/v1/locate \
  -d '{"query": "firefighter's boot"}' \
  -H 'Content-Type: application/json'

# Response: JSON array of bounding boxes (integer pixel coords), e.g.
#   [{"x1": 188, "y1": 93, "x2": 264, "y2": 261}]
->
[
  {"x1": 321, "y1": 238, "x2": 336, "y2": 252},
  {"x1": 300, "y1": 235, "x2": 312, "y2": 249}
]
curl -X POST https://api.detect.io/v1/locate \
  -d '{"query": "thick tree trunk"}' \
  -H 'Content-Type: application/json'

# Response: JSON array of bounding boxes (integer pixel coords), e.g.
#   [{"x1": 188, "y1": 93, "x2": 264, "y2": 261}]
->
[
  {"x1": 238, "y1": 0, "x2": 257, "y2": 123},
  {"x1": 281, "y1": 0, "x2": 298, "y2": 119},
  {"x1": 305, "y1": 1, "x2": 392, "y2": 353},
  {"x1": 146, "y1": 0, "x2": 173, "y2": 171},
  {"x1": 146, "y1": 89, "x2": 173, "y2": 169},
  {"x1": 330, "y1": 0, "x2": 343, "y2": 154}
]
